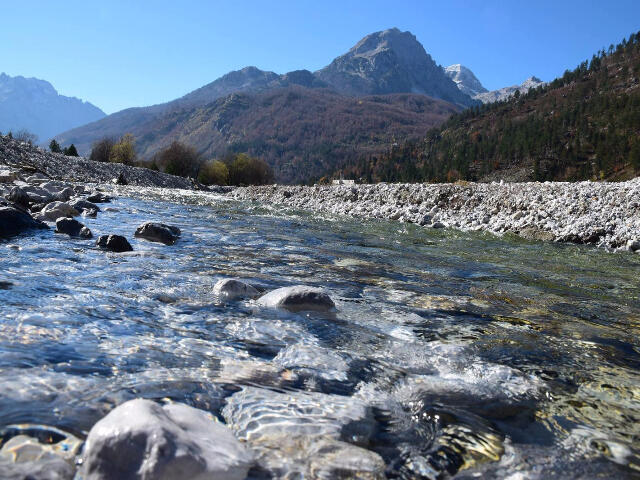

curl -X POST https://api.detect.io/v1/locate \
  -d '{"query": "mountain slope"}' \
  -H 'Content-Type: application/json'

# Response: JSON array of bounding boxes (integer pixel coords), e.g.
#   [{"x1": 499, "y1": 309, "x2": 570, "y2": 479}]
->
[
  {"x1": 341, "y1": 31, "x2": 640, "y2": 183},
  {"x1": 0, "y1": 73, "x2": 105, "y2": 142},
  {"x1": 444, "y1": 64, "x2": 488, "y2": 98},
  {"x1": 81, "y1": 86, "x2": 459, "y2": 183},
  {"x1": 316, "y1": 28, "x2": 476, "y2": 107}
]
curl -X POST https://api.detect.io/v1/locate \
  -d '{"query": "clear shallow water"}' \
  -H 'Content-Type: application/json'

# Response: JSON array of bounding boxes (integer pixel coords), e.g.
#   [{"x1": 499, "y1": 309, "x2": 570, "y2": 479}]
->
[{"x1": 1, "y1": 186, "x2": 639, "y2": 479}]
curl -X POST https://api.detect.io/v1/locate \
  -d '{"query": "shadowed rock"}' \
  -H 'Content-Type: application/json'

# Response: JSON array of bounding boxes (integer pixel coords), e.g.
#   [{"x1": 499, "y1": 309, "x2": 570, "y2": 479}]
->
[
  {"x1": 6, "y1": 186, "x2": 30, "y2": 208},
  {"x1": 96, "y1": 235, "x2": 133, "y2": 253},
  {"x1": 257, "y1": 285, "x2": 335, "y2": 312},
  {"x1": 0, "y1": 204, "x2": 48, "y2": 238},
  {"x1": 81, "y1": 399, "x2": 253, "y2": 480},
  {"x1": 86, "y1": 192, "x2": 111, "y2": 203},
  {"x1": 135, "y1": 222, "x2": 181, "y2": 245},
  {"x1": 55, "y1": 218, "x2": 92, "y2": 239}
]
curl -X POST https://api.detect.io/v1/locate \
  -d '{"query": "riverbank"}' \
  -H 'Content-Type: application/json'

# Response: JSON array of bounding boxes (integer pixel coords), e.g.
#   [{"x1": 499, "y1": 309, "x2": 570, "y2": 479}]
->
[
  {"x1": 0, "y1": 136, "x2": 201, "y2": 189},
  {"x1": 232, "y1": 181, "x2": 640, "y2": 251}
]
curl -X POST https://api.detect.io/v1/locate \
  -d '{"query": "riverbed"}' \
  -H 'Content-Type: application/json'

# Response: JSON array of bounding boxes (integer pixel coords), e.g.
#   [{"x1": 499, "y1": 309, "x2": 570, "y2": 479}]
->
[{"x1": 1, "y1": 186, "x2": 639, "y2": 478}]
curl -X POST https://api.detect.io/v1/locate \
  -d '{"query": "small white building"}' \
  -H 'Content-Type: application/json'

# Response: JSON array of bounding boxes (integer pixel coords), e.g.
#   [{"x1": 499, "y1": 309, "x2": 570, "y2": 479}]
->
[{"x1": 332, "y1": 178, "x2": 355, "y2": 185}]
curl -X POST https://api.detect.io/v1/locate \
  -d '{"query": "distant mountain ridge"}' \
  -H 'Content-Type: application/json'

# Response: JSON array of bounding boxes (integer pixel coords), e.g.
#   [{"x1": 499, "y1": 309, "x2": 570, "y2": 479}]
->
[
  {"x1": 0, "y1": 73, "x2": 105, "y2": 142},
  {"x1": 444, "y1": 65, "x2": 545, "y2": 104},
  {"x1": 474, "y1": 76, "x2": 546, "y2": 104}
]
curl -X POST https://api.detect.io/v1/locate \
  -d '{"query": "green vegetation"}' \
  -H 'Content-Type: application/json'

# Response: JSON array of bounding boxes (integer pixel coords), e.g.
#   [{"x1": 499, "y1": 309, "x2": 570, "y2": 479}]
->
[
  {"x1": 63, "y1": 144, "x2": 79, "y2": 156},
  {"x1": 342, "y1": 30, "x2": 640, "y2": 183},
  {"x1": 49, "y1": 139, "x2": 62, "y2": 153},
  {"x1": 109, "y1": 134, "x2": 136, "y2": 165},
  {"x1": 198, "y1": 160, "x2": 229, "y2": 185}
]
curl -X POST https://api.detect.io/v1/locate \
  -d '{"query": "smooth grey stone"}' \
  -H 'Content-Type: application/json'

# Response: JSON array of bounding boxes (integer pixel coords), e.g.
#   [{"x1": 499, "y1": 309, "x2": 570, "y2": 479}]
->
[
  {"x1": 81, "y1": 399, "x2": 253, "y2": 480},
  {"x1": 257, "y1": 285, "x2": 335, "y2": 312},
  {"x1": 213, "y1": 278, "x2": 259, "y2": 300}
]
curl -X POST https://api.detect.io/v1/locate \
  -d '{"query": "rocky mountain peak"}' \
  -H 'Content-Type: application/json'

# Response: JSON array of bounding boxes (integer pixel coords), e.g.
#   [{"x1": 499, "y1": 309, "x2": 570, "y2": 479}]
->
[
  {"x1": 315, "y1": 28, "x2": 477, "y2": 107},
  {"x1": 444, "y1": 64, "x2": 488, "y2": 98}
]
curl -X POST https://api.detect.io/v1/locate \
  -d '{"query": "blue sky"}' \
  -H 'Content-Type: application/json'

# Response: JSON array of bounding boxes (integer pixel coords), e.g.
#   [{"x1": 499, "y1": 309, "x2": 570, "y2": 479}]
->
[{"x1": 2, "y1": 0, "x2": 638, "y2": 114}]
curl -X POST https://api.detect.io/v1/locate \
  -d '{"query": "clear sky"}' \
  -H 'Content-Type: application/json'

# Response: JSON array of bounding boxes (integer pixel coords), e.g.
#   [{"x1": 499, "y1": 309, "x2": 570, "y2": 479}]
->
[{"x1": 2, "y1": 0, "x2": 638, "y2": 114}]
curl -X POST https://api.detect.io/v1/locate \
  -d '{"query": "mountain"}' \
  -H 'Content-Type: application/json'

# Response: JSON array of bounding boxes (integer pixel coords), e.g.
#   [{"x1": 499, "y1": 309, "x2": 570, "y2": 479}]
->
[
  {"x1": 474, "y1": 76, "x2": 546, "y2": 104},
  {"x1": 0, "y1": 73, "x2": 105, "y2": 142},
  {"x1": 316, "y1": 28, "x2": 477, "y2": 107},
  {"x1": 444, "y1": 64, "x2": 488, "y2": 98},
  {"x1": 340, "y1": 30, "x2": 640, "y2": 183},
  {"x1": 55, "y1": 28, "x2": 472, "y2": 182},
  {"x1": 65, "y1": 86, "x2": 459, "y2": 183}
]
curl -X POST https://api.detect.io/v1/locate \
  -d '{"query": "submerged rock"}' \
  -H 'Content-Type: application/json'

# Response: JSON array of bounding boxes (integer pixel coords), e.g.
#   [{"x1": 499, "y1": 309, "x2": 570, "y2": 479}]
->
[
  {"x1": 34, "y1": 202, "x2": 79, "y2": 222},
  {"x1": 0, "y1": 205, "x2": 48, "y2": 238},
  {"x1": 307, "y1": 441, "x2": 386, "y2": 480},
  {"x1": 81, "y1": 398, "x2": 253, "y2": 480},
  {"x1": 213, "y1": 278, "x2": 259, "y2": 300},
  {"x1": 0, "y1": 424, "x2": 82, "y2": 480},
  {"x1": 55, "y1": 218, "x2": 92, "y2": 239},
  {"x1": 135, "y1": 222, "x2": 181, "y2": 245},
  {"x1": 257, "y1": 285, "x2": 335, "y2": 312},
  {"x1": 96, "y1": 234, "x2": 133, "y2": 253}
]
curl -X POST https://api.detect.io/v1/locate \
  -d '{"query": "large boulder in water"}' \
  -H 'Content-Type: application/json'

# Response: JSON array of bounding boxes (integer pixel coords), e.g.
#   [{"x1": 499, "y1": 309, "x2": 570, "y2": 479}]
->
[
  {"x1": 55, "y1": 218, "x2": 92, "y2": 239},
  {"x1": 81, "y1": 399, "x2": 253, "y2": 480},
  {"x1": 0, "y1": 205, "x2": 48, "y2": 238},
  {"x1": 135, "y1": 222, "x2": 181, "y2": 245},
  {"x1": 96, "y1": 234, "x2": 133, "y2": 252},
  {"x1": 257, "y1": 285, "x2": 336, "y2": 312},
  {"x1": 34, "y1": 202, "x2": 79, "y2": 222},
  {"x1": 213, "y1": 279, "x2": 259, "y2": 300}
]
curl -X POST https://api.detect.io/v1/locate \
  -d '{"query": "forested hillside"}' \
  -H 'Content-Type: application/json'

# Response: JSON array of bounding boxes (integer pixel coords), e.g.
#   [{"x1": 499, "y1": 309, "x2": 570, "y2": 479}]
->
[{"x1": 341, "y1": 31, "x2": 640, "y2": 183}]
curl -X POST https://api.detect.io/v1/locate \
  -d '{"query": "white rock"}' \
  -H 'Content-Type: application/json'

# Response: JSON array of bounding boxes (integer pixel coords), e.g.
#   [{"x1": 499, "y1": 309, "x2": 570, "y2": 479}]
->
[
  {"x1": 81, "y1": 399, "x2": 253, "y2": 480},
  {"x1": 34, "y1": 201, "x2": 79, "y2": 221},
  {"x1": 213, "y1": 278, "x2": 259, "y2": 300}
]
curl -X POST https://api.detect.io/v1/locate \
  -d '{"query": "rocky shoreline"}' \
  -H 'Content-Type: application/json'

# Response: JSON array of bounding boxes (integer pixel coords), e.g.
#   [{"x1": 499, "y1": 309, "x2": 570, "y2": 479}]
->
[
  {"x1": 0, "y1": 136, "x2": 202, "y2": 189},
  {"x1": 232, "y1": 181, "x2": 640, "y2": 251}
]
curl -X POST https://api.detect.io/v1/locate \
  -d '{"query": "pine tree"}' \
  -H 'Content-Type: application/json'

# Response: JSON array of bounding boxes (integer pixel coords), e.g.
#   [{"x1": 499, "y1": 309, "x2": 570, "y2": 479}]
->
[
  {"x1": 63, "y1": 144, "x2": 79, "y2": 157},
  {"x1": 49, "y1": 139, "x2": 62, "y2": 153}
]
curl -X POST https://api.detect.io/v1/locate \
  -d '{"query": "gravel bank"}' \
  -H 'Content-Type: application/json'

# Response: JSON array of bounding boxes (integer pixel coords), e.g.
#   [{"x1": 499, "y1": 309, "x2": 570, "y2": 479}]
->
[
  {"x1": 0, "y1": 136, "x2": 200, "y2": 189},
  {"x1": 232, "y1": 181, "x2": 640, "y2": 251}
]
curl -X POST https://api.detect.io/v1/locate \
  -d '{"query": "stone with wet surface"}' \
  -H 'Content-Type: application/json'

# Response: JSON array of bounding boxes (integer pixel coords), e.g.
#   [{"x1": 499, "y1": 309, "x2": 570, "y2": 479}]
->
[
  {"x1": 55, "y1": 218, "x2": 92, "y2": 239},
  {"x1": 213, "y1": 278, "x2": 259, "y2": 300},
  {"x1": 96, "y1": 234, "x2": 133, "y2": 252},
  {"x1": 81, "y1": 398, "x2": 253, "y2": 480},
  {"x1": 135, "y1": 222, "x2": 181, "y2": 245},
  {"x1": 257, "y1": 285, "x2": 335, "y2": 312},
  {"x1": 0, "y1": 204, "x2": 48, "y2": 239}
]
